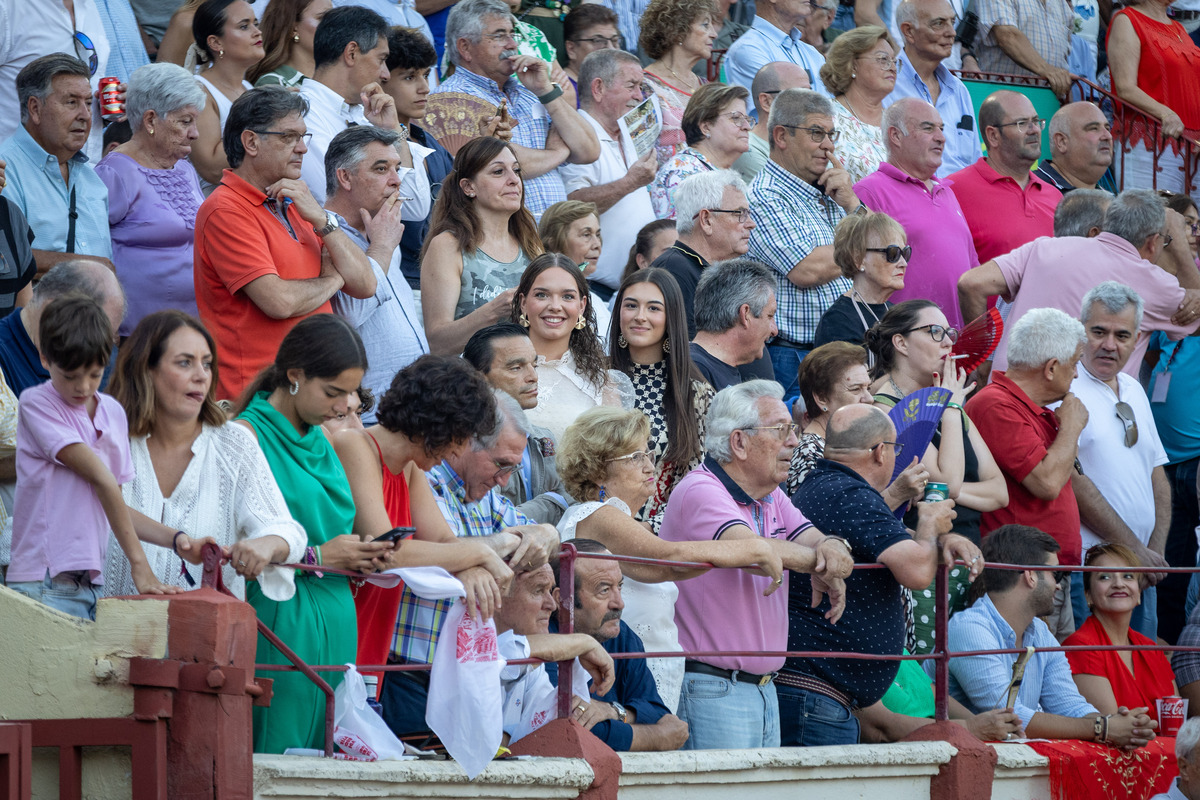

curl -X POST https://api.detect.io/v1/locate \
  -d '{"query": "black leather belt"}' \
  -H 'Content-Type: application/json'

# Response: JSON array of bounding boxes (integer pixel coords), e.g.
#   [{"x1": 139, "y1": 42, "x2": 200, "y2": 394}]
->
[{"x1": 684, "y1": 659, "x2": 777, "y2": 687}]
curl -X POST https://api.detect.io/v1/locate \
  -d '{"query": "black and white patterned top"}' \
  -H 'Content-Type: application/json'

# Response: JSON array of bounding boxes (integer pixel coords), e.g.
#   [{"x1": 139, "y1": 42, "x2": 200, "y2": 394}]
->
[{"x1": 628, "y1": 360, "x2": 714, "y2": 530}]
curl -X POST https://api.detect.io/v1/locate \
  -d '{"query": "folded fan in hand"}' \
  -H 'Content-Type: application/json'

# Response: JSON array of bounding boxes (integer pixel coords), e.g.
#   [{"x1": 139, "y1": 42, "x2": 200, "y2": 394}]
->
[
  {"x1": 950, "y1": 307, "x2": 1004, "y2": 374},
  {"x1": 421, "y1": 92, "x2": 509, "y2": 156},
  {"x1": 888, "y1": 386, "x2": 951, "y2": 485}
]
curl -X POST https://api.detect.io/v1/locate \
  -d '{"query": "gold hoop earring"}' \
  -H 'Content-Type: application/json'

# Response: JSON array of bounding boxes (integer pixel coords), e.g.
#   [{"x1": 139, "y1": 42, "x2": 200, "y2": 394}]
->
[
  {"x1": 662, "y1": 336, "x2": 670, "y2": 353},
  {"x1": 618, "y1": 333, "x2": 628, "y2": 348},
  {"x1": 574, "y1": 317, "x2": 587, "y2": 330},
  {"x1": 518, "y1": 313, "x2": 530, "y2": 327}
]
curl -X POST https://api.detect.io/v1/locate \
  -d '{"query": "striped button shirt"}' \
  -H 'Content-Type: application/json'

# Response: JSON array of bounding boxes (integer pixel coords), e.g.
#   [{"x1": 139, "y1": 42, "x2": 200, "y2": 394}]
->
[{"x1": 976, "y1": 0, "x2": 1072, "y2": 77}]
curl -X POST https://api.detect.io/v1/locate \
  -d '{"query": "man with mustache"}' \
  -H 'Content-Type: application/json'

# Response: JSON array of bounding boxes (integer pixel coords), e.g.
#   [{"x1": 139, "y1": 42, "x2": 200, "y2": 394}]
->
[
  {"x1": 1033, "y1": 102, "x2": 1114, "y2": 194},
  {"x1": 853, "y1": 97, "x2": 978, "y2": 327},
  {"x1": 560, "y1": 48, "x2": 656, "y2": 300},
  {"x1": 545, "y1": 539, "x2": 690, "y2": 752}
]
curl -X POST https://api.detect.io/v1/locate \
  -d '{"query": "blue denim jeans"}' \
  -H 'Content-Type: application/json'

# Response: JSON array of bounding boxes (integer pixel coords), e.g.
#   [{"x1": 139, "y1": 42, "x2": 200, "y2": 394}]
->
[
  {"x1": 677, "y1": 671, "x2": 780, "y2": 749},
  {"x1": 767, "y1": 344, "x2": 809, "y2": 409},
  {"x1": 1073, "y1": 572, "x2": 1158, "y2": 640},
  {"x1": 380, "y1": 665, "x2": 434, "y2": 739},
  {"x1": 777, "y1": 683, "x2": 860, "y2": 747},
  {"x1": 7, "y1": 570, "x2": 99, "y2": 621}
]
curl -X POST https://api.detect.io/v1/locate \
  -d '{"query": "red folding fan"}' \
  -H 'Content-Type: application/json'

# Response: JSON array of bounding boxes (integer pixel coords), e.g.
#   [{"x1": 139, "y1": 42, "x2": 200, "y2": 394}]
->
[{"x1": 950, "y1": 307, "x2": 1004, "y2": 374}]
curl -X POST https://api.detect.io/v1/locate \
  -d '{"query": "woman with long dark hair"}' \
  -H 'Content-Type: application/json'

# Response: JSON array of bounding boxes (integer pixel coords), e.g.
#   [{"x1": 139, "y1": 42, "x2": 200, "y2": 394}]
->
[
  {"x1": 608, "y1": 268, "x2": 711, "y2": 529},
  {"x1": 421, "y1": 136, "x2": 545, "y2": 355},
  {"x1": 512, "y1": 253, "x2": 633, "y2": 441},
  {"x1": 248, "y1": 0, "x2": 332, "y2": 87},
  {"x1": 234, "y1": 314, "x2": 394, "y2": 753},
  {"x1": 104, "y1": 311, "x2": 305, "y2": 600}
]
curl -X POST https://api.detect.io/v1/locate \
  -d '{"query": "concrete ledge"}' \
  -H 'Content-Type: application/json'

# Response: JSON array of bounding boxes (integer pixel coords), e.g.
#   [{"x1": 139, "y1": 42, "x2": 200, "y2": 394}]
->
[
  {"x1": 618, "y1": 743, "x2": 957, "y2": 800},
  {"x1": 253, "y1": 754, "x2": 594, "y2": 799},
  {"x1": 990, "y1": 743, "x2": 1051, "y2": 800}
]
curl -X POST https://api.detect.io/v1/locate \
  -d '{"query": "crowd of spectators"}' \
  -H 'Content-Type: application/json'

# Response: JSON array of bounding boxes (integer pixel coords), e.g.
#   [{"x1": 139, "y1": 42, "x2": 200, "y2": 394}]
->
[{"x1": 6, "y1": 0, "x2": 1200, "y2": 771}]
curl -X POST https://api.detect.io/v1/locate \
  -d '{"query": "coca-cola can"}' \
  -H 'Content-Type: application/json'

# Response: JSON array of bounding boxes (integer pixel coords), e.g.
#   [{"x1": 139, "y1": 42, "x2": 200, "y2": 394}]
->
[
  {"x1": 99, "y1": 77, "x2": 123, "y2": 121},
  {"x1": 1157, "y1": 696, "x2": 1188, "y2": 735}
]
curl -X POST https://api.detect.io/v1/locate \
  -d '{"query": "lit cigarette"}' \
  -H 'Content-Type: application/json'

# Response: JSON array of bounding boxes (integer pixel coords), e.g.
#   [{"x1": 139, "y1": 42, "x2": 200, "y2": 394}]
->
[{"x1": 948, "y1": 354, "x2": 969, "y2": 360}]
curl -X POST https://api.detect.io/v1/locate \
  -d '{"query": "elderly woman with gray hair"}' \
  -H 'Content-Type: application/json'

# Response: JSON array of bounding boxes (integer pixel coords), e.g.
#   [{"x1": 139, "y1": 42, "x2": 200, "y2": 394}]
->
[{"x1": 96, "y1": 63, "x2": 208, "y2": 337}]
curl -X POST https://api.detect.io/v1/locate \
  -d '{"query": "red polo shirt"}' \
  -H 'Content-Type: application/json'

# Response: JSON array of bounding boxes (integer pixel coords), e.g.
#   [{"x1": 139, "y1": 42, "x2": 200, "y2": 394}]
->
[
  {"x1": 965, "y1": 371, "x2": 1081, "y2": 565},
  {"x1": 947, "y1": 158, "x2": 1062, "y2": 264},
  {"x1": 194, "y1": 170, "x2": 330, "y2": 400}
]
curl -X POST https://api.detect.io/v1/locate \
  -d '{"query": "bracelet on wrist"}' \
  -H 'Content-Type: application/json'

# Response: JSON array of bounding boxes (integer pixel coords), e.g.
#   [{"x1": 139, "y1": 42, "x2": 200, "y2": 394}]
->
[{"x1": 172, "y1": 530, "x2": 187, "y2": 555}]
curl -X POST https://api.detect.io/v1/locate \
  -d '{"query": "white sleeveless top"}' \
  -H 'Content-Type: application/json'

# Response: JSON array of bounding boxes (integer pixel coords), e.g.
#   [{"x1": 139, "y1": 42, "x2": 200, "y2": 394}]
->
[{"x1": 193, "y1": 74, "x2": 253, "y2": 193}]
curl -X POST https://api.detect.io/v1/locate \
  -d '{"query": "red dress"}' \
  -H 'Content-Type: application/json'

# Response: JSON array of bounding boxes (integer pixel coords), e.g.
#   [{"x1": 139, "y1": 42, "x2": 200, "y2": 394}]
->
[
  {"x1": 353, "y1": 434, "x2": 413, "y2": 678},
  {"x1": 1063, "y1": 615, "x2": 1176, "y2": 723}
]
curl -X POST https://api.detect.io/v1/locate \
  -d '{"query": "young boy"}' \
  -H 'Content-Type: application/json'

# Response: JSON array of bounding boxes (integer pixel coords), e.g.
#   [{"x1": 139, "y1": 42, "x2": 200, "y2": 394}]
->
[{"x1": 7, "y1": 294, "x2": 201, "y2": 620}]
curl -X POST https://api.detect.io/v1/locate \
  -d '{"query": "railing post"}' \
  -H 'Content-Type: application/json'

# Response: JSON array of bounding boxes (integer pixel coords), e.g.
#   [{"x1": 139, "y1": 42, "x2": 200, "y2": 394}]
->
[
  {"x1": 556, "y1": 543, "x2": 578, "y2": 720},
  {"x1": 934, "y1": 561, "x2": 950, "y2": 722}
]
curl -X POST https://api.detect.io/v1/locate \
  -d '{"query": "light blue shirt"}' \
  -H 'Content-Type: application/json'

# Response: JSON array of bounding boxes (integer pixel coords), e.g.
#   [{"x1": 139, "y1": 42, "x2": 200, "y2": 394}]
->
[
  {"x1": 884, "y1": 52, "x2": 982, "y2": 179},
  {"x1": 723, "y1": 16, "x2": 830, "y2": 99},
  {"x1": 935, "y1": 594, "x2": 1098, "y2": 726},
  {"x1": 329, "y1": 0, "x2": 434, "y2": 46},
  {"x1": 0, "y1": 125, "x2": 112, "y2": 260},
  {"x1": 94, "y1": 0, "x2": 148, "y2": 81}
]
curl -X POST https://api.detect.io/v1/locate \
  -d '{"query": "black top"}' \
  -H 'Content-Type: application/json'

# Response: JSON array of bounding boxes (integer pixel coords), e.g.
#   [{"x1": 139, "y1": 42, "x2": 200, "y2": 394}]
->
[
  {"x1": 399, "y1": 125, "x2": 455, "y2": 290},
  {"x1": 813, "y1": 294, "x2": 891, "y2": 349},
  {"x1": 652, "y1": 242, "x2": 707, "y2": 339},
  {"x1": 690, "y1": 342, "x2": 743, "y2": 392},
  {"x1": 789, "y1": 459, "x2": 911, "y2": 707}
]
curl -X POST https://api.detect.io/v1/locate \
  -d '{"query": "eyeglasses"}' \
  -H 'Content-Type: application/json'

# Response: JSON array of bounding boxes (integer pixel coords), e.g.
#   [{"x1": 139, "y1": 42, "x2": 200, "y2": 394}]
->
[
  {"x1": 719, "y1": 111, "x2": 754, "y2": 129},
  {"x1": 926, "y1": 14, "x2": 959, "y2": 30},
  {"x1": 858, "y1": 53, "x2": 897, "y2": 69},
  {"x1": 1159, "y1": 231, "x2": 1174, "y2": 248},
  {"x1": 706, "y1": 207, "x2": 753, "y2": 223},
  {"x1": 255, "y1": 130, "x2": 313, "y2": 147},
  {"x1": 906, "y1": 323, "x2": 959, "y2": 343},
  {"x1": 866, "y1": 244, "x2": 912, "y2": 263},
  {"x1": 781, "y1": 124, "x2": 841, "y2": 143},
  {"x1": 492, "y1": 459, "x2": 522, "y2": 481},
  {"x1": 1036, "y1": 568, "x2": 1068, "y2": 585},
  {"x1": 867, "y1": 440, "x2": 905, "y2": 456},
  {"x1": 483, "y1": 29, "x2": 524, "y2": 43},
  {"x1": 572, "y1": 34, "x2": 622, "y2": 47},
  {"x1": 73, "y1": 31, "x2": 99, "y2": 76},
  {"x1": 1115, "y1": 401, "x2": 1139, "y2": 448},
  {"x1": 606, "y1": 450, "x2": 656, "y2": 468},
  {"x1": 993, "y1": 117, "x2": 1045, "y2": 134},
  {"x1": 742, "y1": 423, "x2": 802, "y2": 440}
]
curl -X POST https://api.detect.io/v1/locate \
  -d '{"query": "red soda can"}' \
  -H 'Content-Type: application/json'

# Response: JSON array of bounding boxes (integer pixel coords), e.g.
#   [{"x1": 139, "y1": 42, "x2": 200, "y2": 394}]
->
[
  {"x1": 1157, "y1": 696, "x2": 1187, "y2": 735},
  {"x1": 99, "y1": 77, "x2": 123, "y2": 122}
]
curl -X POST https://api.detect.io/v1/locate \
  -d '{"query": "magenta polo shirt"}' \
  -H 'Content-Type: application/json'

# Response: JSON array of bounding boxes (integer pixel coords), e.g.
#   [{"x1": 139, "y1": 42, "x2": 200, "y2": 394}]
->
[
  {"x1": 660, "y1": 457, "x2": 814, "y2": 675},
  {"x1": 10, "y1": 382, "x2": 134, "y2": 585},
  {"x1": 990, "y1": 232, "x2": 1197, "y2": 374},
  {"x1": 947, "y1": 159, "x2": 1062, "y2": 264},
  {"x1": 854, "y1": 163, "x2": 979, "y2": 327}
]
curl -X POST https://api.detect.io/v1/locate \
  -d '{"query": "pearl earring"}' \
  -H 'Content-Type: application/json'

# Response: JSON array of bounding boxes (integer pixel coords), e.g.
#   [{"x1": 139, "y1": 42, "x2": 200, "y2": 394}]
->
[
  {"x1": 293, "y1": 31, "x2": 300, "y2": 42},
  {"x1": 219, "y1": 49, "x2": 225, "y2": 58},
  {"x1": 289, "y1": 381, "x2": 299, "y2": 396},
  {"x1": 148, "y1": 126, "x2": 154, "y2": 134}
]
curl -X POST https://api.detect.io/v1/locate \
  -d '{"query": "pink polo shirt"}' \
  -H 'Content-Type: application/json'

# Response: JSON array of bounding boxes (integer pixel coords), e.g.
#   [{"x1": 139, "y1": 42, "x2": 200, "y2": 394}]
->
[
  {"x1": 990, "y1": 232, "x2": 1197, "y2": 374},
  {"x1": 660, "y1": 458, "x2": 814, "y2": 675},
  {"x1": 947, "y1": 159, "x2": 1061, "y2": 264},
  {"x1": 10, "y1": 382, "x2": 134, "y2": 585},
  {"x1": 854, "y1": 163, "x2": 979, "y2": 327}
]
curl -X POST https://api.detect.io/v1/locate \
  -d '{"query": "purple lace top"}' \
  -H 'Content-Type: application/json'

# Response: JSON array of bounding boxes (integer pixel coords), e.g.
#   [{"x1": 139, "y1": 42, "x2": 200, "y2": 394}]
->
[{"x1": 96, "y1": 152, "x2": 203, "y2": 335}]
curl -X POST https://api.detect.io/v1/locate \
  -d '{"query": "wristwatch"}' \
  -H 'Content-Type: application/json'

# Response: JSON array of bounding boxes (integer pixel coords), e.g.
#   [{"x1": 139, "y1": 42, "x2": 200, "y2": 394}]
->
[
  {"x1": 610, "y1": 701, "x2": 628, "y2": 723},
  {"x1": 538, "y1": 83, "x2": 564, "y2": 105},
  {"x1": 314, "y1": 211, "x2": 340, "y2": 237}
]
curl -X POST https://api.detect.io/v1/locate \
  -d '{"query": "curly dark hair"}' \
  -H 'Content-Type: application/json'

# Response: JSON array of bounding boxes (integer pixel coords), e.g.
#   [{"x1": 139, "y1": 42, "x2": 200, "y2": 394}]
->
[
  {"x1": 375, "y1": 354, "x2": 499, "y2": 454},
  {"x1": 638, "y1": 0, "x2": 718, "y2": 60}
]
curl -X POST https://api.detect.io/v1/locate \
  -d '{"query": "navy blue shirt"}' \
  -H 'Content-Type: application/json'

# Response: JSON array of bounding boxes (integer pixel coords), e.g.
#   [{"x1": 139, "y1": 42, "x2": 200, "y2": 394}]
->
[
  {"x1": 788, "y1": 459, "x2": 912, "y2": 707},
  {"x1": 546, "y1": 619, "x2": 669, "y2": 751},
  {"x1": 399, "y1": 124, "x2": 454, "y2": 290},
  {"x1": 0, "y1": 310, "x2": 46, "y2": 395}
]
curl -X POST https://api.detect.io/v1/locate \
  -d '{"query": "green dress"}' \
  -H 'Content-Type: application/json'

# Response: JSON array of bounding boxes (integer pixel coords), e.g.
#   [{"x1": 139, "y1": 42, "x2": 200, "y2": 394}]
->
[{"x1": 239, "y1": 392, "x2": 358, "y2": 754}]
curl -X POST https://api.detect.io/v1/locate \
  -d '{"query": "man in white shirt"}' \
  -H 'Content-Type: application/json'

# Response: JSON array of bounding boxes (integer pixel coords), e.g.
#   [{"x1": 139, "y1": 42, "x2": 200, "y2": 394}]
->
[
  {"x1": 323, "y1": 126, "x2": 428, "y2": 423},
  {"x1": 1067, "y1": 281, "x2": 1171, "y2": 638},
  {"x1": 723, "y1": 0, "x2": 829, "y2": 98},
  {"x1": 1151, "y1": 718, "x2": 1200, "y2": 800},
  {"x1": 299, "y1": 4, "x2": 433, "y2": 219},
  {"x1": 559, "y1": 48, "x2": 656, "y2": 296}
]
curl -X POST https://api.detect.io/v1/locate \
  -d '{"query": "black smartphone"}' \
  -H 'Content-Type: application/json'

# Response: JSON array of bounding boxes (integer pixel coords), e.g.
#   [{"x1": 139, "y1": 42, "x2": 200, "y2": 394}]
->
[{"x1": 374, "y1": 526, "x2": 417, "y2": 543}]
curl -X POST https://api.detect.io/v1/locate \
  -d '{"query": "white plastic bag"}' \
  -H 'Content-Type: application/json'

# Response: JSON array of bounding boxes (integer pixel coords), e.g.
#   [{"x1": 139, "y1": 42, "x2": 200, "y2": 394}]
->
[{"x1": 332, "y1": 663, "x2": 409, "y2": 761}]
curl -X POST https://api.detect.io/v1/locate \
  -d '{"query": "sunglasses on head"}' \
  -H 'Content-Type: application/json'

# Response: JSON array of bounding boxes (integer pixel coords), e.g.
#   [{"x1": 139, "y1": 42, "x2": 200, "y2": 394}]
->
[{"x1": 866, "y1": 244, "x2": 912, "y2": 263}]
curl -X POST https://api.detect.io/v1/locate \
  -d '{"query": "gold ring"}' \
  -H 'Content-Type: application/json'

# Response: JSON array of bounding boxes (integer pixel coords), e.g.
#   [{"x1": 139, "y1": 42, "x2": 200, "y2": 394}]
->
[{"x1": 773, "y1": 578, "x2": 783, "y2": 585}]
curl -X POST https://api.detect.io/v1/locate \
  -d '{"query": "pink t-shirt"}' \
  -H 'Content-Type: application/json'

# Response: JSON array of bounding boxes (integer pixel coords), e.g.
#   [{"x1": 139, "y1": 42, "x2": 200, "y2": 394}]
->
[
  {"x1": 10, "y1": 382, "x2": 134, "y2": 584},
  {"x1": 947, "y1": 159, "x2": 1061, "y2": 264},
  {"x1": 660, "y1": 460, "x2": 813, "y2": 675},
  {"x1": 991, "y1": 232, "x2": 1196, "y2": 374},
  {"x1": 854, "y1": 163, "x2": 980, "y2": 327}
]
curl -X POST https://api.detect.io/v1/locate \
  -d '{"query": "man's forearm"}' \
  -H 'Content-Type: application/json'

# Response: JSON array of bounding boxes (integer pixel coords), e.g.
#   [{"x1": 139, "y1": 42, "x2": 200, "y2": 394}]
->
[
  {"x1": 569, "y1": 178, "x2": 637, "y2": 215},
  {"x1": 545, "y1": 100, "x2": 601, "y2": 163},
  {"x1": 508, "y1": 142, "x2": 568, "y2": 179},
  {"x1": 992, "y1": 26, "x2": 1057, "y2": 76},
  {"x1": 1150, "y1": 467, "x2": 1171, "y2": 553},
  {"x1": 1025, "y1": 711, "x2": 1095, "y2": 741},
  {"x1": 323, "y1": 233, "x2": 376, "y2": 299},
  {"x1": 1073, "y1": 473, "x2": 1144, "y2": 550}
]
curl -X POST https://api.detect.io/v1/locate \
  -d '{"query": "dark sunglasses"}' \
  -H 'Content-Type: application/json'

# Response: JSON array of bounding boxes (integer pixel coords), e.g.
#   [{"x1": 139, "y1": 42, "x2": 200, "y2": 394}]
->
[
  {"x1": 74, "y1": 31, "x2": 99, "y2": 76},
  {"x1": 866, "y1": 244, "x2": 912, "y2": 263},
  {"x1": 1115, "y1": 401, "x2": 1138, "y2": 447}
]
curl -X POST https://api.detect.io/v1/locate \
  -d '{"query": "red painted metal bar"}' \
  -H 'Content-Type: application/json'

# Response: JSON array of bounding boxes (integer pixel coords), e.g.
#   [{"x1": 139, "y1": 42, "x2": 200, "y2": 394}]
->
[
  {"x1": 934, "y1": 562, "x2": 950, "y2": 721},
  {"x1": 555, "y1": 542, "x2": 578, "y2": 719}
]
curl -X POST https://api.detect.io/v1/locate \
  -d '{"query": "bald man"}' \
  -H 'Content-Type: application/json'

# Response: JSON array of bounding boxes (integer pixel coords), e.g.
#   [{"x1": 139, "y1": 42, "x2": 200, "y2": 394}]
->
[
  {"x1": 735, "y1": 62, "x2": 812, "y2": 182},
  {"x1": 1033, "y1": 102, "x2": 1114, "y2": 193},
  {"x1": 783, "y1": 404, "x2": 975, "y2": 747}
]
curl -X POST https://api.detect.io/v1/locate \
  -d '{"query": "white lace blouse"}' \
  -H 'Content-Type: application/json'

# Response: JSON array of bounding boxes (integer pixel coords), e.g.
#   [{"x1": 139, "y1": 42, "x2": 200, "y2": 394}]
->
[
  {"x1": 526, "y1": 350, "x2": 636, "y2": 443},
  {"x1": 102, "y1": 423, "x2": 306, "y2": 601},
  {"x1": 557, "y1": 497, "x2": 684, "y2": 712}
]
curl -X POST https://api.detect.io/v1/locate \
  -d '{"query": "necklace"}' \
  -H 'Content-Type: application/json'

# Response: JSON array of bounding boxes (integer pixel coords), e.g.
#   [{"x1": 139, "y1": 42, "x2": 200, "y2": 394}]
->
[
  {"x1": 654, "y1": 63, "x2": 698, "y2": 92},
  {"x1": 888, "y1": 375, "x2": 908, "y2": 399}
]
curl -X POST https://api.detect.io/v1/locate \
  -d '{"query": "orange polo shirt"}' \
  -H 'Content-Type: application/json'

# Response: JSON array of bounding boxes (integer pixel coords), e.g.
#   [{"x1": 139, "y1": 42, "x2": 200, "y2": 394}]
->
[{"x1": 194, "y1": 169, "x2": 331, "y2": 400}]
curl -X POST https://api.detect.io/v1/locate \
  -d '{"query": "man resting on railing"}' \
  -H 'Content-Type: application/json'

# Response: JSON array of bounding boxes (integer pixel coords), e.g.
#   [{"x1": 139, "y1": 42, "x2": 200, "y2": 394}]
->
[
  {"x1": 941, "y1": 524, "x2": 1157, "y2": 748},
  {"x1": 785, "y1": 404, "x2": 982, "y2": 747}
]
